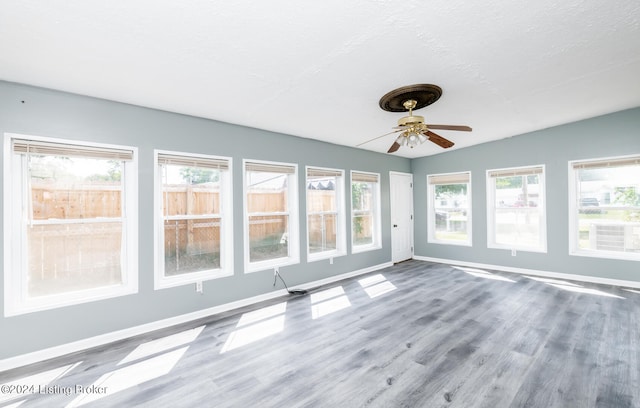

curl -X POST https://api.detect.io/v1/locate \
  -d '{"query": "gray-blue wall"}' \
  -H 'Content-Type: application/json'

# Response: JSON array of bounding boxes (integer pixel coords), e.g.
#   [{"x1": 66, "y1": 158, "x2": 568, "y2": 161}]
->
[
  {"x1": 412, "y1": 107, "x2": 640, "y2": 281},
  {"x1": 0, "y1": 81, "x2": 410, "y2": 359}
]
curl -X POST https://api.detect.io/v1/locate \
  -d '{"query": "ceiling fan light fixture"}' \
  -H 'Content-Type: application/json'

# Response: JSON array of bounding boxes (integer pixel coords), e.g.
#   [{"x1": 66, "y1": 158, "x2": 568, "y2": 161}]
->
[
  {"x1": 406, "y1": 130, "x2": 425, "y2": 148},
  {"x1": 407, "y1": 133, "x2": 418, "y2": 148}
]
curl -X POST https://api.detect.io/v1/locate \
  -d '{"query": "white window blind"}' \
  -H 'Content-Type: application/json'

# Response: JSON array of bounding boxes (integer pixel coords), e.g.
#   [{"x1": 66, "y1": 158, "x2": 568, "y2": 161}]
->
[
  {"x1": 572, "y1": 156, "x2": 640, "y2": 169},
  {"x1": 158, "y1": 153, "x2": 229, "y2": 170},
  {"x1": 307, "y1": 168, "x2": 342, "y2": 178},
  {"x1": 245, "y1": 161, "x2": 295, "y2": 174},
  {"x1": 12, "y1": 139, "x2": 134, "y2": 161},
  {"x1": 488, "y1": 166, "x2": 543, "y2": 178},
  {"x1": 352, "y1": 172, "x2": 379, "y2": 183},
  {"x1": 428, "y1": 172, "x2": 470, "y2": 185}
]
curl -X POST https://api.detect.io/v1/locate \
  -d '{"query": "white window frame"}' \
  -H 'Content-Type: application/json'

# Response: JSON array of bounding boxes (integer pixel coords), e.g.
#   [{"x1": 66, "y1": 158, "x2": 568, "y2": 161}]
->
[
  {"x1": 306, "y1": 166, "x2": 346, "y2": 262},
  {"x1": 3, "y1": 133, "x2": 138, "y2": 316},
  {"x1": 351, "y1": 170, "x2": 382, "y2": 253},
  {"x1": 568, "y1": 154, "x2": 640, "y2": 261},
  {"x1": 427, "y1": 171, "x2": 472, "y2": 246},
  {"x1": 154, "y1": 150, "x2": 234, "y2": 289},
  {"x1": 486, "y1": 164, "x2": 547, "y2": 253},
  {"x1": 243, "y1": 159, "x2": 299, "y2": 273}
]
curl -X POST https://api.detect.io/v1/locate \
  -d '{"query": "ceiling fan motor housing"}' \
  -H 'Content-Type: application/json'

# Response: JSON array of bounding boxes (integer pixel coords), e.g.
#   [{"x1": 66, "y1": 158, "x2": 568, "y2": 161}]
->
[{"x1": 397, "y1": 115, "x2": 424, "y2": 126}]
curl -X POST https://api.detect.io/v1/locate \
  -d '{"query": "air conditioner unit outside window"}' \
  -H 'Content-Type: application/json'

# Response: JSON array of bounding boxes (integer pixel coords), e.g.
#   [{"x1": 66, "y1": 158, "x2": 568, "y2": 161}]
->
[{"x1": 589, "y1": 222, "x2": 640, "y2": 252}]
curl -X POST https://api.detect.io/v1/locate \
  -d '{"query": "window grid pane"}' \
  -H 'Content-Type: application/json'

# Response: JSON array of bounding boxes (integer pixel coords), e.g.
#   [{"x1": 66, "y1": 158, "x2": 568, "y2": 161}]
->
[
  {"x1": 162, "y1": 187, "x2": 221, "y2": 217},
  {"x1": 245, "y1": 164, "x2": 295, "y2": 266},
  {"x1": 307, "y1": 170, "x2": 341, "y2": 256},
  {"x1": 164, "y1": 218, "x2": 221, "y2": 275},
  {"x1": 494, "y1": 175, "x2": 541, "y2": 247},
  {"x1": 432, "y1": 182, "x2": 469, "y2": 243},
  {"x1": 352, "y1": 214, "x2": 373, "y2": 245},
  {"x1": 161, "y1": 163, "x2": 223, "y2": 276},
  {"x1": 574, "y1": 162, "x2": 640, "y2": 254},
  {"x1": 352, "y1": 181, "x2": 372, "y2": 212},
  {"x1": 494, "y1": 207, "x2": 541, "y2": 247},
  {"x1": 307, "y1": 185, "x2": 337, "y2": 212},
  {"x1": 247, "y1": 172, "x2": 288, "y2": 213},
  {"x1": 352, "y1": 179, "x2": 376, "y2": 248},
  {"x1": 308, "y1": 213, "x2": 337, "y2": 253},
  {"x1": 488, "y1": 167, "x2": 545, "y2": 251},
  {"x1": 26, "y1": 155, "x2": 126, "y2": 297},
  {"x1": 27, "y1": 222, "x2": 123, "y2": 297},
  {"x1": 249, "y1": 215, "x2": 289, "y2": 262}
]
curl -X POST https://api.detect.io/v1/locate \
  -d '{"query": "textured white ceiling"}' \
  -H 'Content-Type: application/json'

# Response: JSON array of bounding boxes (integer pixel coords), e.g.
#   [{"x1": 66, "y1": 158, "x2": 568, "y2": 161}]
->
[{"x1": 1, "y1": 0, "x2": 639, "y2": 158}]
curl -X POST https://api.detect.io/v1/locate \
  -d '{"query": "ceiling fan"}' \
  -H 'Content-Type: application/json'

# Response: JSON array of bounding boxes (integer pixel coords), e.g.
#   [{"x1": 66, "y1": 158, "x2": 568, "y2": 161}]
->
[{"x1": 358, "y1": 84, "x2": 472, "y2": 153}]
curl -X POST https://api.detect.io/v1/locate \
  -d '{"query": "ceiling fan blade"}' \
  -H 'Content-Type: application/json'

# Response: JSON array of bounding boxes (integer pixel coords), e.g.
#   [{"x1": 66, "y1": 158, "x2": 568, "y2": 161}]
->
[
  {"x1": 356, "y1": 128, "x2": 404, "y2": 147},
  {"x1": 426, "y1": 124, "x2": 472, "y2": 132},
  {"x1": 425, "y1": 130, "x2": 454, "y2": 148},
  {"x1": 387, "y1": 141, "x2": 401, "y2": 153}
]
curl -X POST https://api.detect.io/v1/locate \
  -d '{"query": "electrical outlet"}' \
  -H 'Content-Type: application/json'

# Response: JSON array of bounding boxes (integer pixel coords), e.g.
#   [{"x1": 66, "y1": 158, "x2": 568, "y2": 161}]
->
[
  {"x1": 511, "y1": 249, "x2": 516, "y2": 257},
  {"x1": 274, "y1": 267, "x2": 279, "y2": 276},
  {"x1": 196, "y1": 281, "x2": 203, "y2": 293},
  {"x1": 329, "y1": 257, "x2": 333, "y2": 265}
]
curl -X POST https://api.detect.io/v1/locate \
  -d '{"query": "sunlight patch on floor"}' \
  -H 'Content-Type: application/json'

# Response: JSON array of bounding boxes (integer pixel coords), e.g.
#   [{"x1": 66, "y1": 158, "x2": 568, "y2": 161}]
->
[
  {"x1": 452, "y1": 266, "x2": 516, "y2": 283},
  {"x1": 525, "y1": 276, "x2": 582, "y2": 287},
  {"x1": 119, "y1": 325, "x2": 205, "y2": 365},
  {"x1": 547, "y1": 283, "x2": 625, "y2": 299},
  {"x1": 237, "y1": 302, "x2": 287, "y2": 326},
  {"x1": 358, "y1": 274, "x2": 386, "y2": 287},
  {"x1": 220, "y1": 302, "x2": 287, "y2": 354},
  {"x1": 66, "y1": 347, "x2": 188, "y2": 407},
  {"x1": 310, "y1": 286, "x2": 351, "y2": 319},
  {"x1": 358, "y1": 274, "x2": 397, "y2": 298},
  {"x1": 525, "y1": 276, "x2": 625, "y2": 299}
]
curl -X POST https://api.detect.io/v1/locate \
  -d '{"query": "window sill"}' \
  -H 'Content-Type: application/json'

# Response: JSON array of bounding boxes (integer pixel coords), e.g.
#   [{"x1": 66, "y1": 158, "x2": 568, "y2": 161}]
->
[
  {"x1": 307, "y1": 250, "x2": 346, "y2": 263},
  {"x1": 570, "y1": 249, "x2": 640, "y2": 262},
  {"x1": 428, "y1": 239, "x2": 472, "y2": 247},
  {"x1": 352, "y1": 244, "x2": 382, "y2": 254},
  {"x1": 155, "y1": 268, "x2": 234, "y2": 290},
  {"x1": 245, "y1": 257, "x2": 300, "y2": 273},
  {"x1": 487, "y1": 244, "x2": 547, "y2": 254},
  {"x1": 5, "y1": 283, "x2": 137, "y2": 317}
]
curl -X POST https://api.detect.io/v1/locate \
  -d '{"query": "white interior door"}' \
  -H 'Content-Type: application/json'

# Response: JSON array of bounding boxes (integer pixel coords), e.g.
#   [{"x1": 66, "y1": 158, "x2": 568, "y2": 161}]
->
[{"x1": 390, "y1": 171, "x2": 414, "y2": 263}]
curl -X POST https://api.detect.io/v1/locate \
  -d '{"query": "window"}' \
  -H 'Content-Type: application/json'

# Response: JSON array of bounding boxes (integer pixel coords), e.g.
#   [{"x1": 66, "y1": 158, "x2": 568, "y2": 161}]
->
[
  {"x1": 427, "y1": 171, "x2": 472, "y2": 245},
  {"x1": 569, "y1": 155, "x2": 640, "y2": 260},
  {"x1": 155, "y1": 151, "x2": 233, "y2": 289},
  {"x1": 487, "y1": 165, "x2": 546, "y2": 252},
  {"x1": 3, "y1": 134, "x2": 138, "y2": 316},
  {"x1": 306, "y1": 166, "x2": 346, "y2": 261},
  {"x1": 244, "y1": 160, "x2": 299, "y2": 272},
  {"x1": 351, "y1": 171, "x2": 381, "y2": 252}
]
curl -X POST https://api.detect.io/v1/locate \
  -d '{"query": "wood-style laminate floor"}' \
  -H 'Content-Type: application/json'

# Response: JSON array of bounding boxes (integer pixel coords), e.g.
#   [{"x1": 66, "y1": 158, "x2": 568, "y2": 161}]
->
[{"x1": 1, "y1": 260, "x2": 639, "y2": 408}]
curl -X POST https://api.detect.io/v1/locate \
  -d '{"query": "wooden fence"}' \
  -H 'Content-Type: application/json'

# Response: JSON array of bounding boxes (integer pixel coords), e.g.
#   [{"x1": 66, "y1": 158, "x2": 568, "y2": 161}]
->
[
  {"x1": 27, "y1": 185, "x2": 371, "y2": 285},
  {"x1": 29, "y1": 185, "x2": 293, "y2": 273},
  {"x1": 31, "y1": 183, "x2": 122, "y2": 220}
]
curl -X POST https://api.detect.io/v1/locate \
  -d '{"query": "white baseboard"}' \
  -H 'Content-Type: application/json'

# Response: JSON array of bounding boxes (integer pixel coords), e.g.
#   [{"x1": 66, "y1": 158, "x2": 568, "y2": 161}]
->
[
  {"x1": 413, "y1": 255, "x2": 640, "y2": 289},
  {"x1": 0, "y1": 262, "x2": 392, "y2": 372}
]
